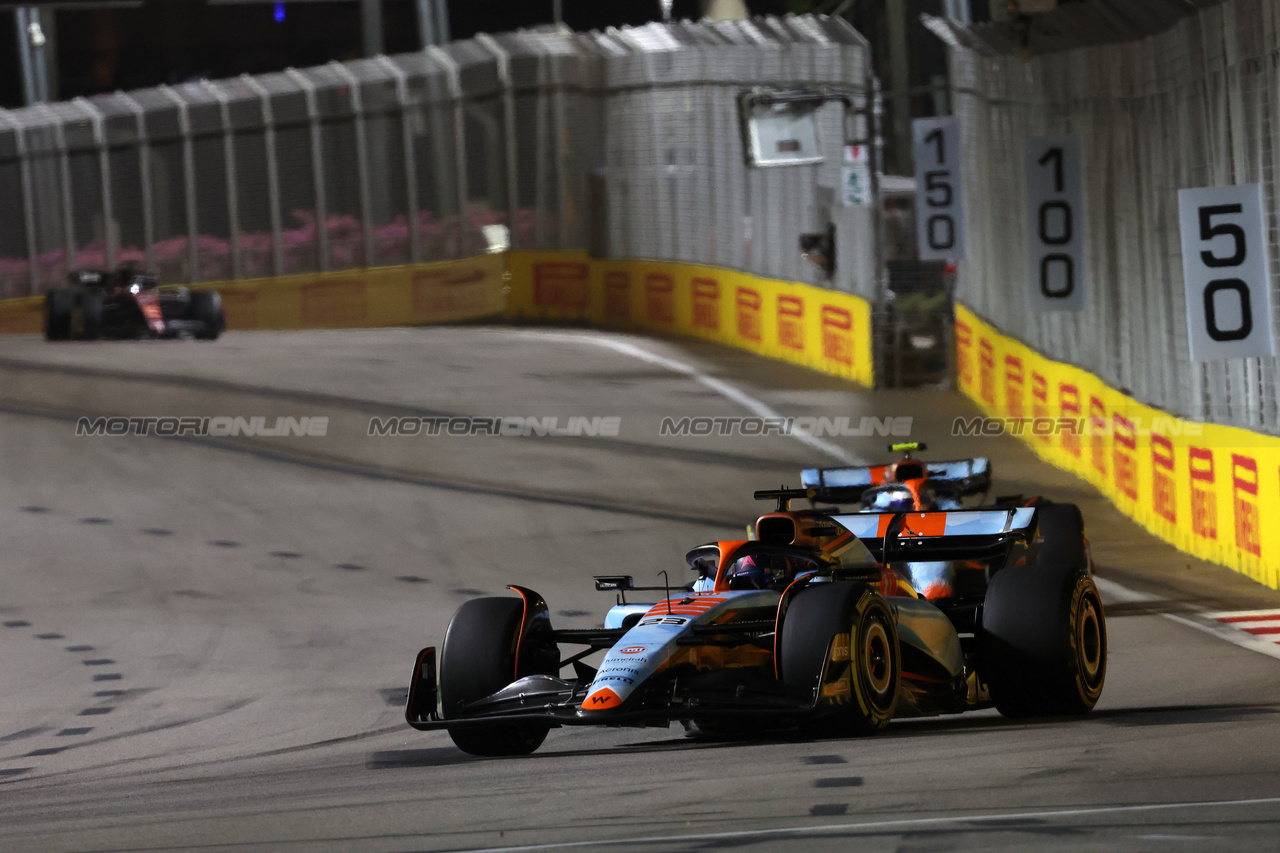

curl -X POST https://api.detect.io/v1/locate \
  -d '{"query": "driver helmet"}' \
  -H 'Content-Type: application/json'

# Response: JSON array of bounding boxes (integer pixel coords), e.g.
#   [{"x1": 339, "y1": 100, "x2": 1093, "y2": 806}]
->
[
  {"x1": 729, "y1": 554, "x2": 796, "y2": 590},
  {"x1": 867, "y1": 485, "x2": 916, "y2": 512}
]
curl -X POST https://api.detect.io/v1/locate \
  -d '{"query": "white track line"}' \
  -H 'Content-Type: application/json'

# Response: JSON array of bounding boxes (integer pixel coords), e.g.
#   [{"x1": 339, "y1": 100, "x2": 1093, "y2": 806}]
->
[
  {"x1": 1093, "y1": 577, "x2": 1280, "y2": 662},
  {"x1": 457, "y1": 796, "x2": 1280, "y2": 852},
  {"x1": 511, "y1": 330, "x2": 862, "y2": 465}
]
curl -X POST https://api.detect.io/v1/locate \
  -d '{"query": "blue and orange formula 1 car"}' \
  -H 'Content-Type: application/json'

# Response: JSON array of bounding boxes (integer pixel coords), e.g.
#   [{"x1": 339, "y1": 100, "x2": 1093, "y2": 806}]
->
[
  {"x1": 800, "y1": 442, "x2": 1092, "y2": 599},
  {"x1": 405, "y1": 485, "x2": 1106, "y2": 756}
]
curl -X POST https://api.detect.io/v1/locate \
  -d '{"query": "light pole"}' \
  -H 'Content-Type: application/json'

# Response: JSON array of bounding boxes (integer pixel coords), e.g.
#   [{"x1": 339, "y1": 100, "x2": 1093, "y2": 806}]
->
[
  {"x1": 417, "y1": 0, "x2": 451, "y2": 48},
  {"x1": 15, "y1": 5, "x2": 52, "y2": 105}
]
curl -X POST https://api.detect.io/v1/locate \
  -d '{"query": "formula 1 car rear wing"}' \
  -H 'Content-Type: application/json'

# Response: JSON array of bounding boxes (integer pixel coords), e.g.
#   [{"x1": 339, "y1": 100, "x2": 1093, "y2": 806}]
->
[
  {"x1": 800, "y1": 457, "x2": 992, "y2": 504},
  {"x1": 833, "y1": 507, "x2": 1035, "y2": 563}
]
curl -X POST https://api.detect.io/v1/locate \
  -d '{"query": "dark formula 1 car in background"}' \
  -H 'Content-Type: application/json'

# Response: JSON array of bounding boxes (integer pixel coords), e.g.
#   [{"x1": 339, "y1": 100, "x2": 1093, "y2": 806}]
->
[
  {"x1": 405, "y1": 485, "x2": 1106, "y2": 756},
  {"x1": 44, "y1": 269, "x2": 225, "y2": 341}
]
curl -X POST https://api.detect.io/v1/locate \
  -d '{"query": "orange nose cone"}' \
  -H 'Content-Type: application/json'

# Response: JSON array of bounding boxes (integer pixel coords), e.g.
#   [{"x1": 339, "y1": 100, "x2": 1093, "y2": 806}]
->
[{"x1": 581, "y1": 686, "x2": 623, "y2": 711}]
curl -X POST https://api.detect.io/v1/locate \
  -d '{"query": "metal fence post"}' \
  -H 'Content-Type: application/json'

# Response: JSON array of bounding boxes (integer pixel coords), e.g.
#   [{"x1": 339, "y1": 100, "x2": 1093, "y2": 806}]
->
[
  {"x1": 376, "y1": 55, "x2": 421, "y2": 264},
  {"x1": 476, "y1": 34, "x2": 519, "y2": 248},
  {"x1": 0, "y1": 111, "x2": 40, "y2": 295},
  {"x1": 72, "y1": 98, "x2": 115, "y2": 270},
  {"x1": 331, "y1": 61, "x2": 375, "y2": 269},
  {"x1": 534, "y1": 48, "x2": 550, "y2": 247},
  {"x1": 241, "y1": 74, "x2": 284, "y2": 277},
  {"x1": 34, "y1": 103, "x2": 76, "y2": 275},
  {"x1": 117, "y1": 91, "x2": 157, "y2": 273},
  {"x1": 285, "y1": 67, "x2": 329, "y2": 271},
  {"x1": 159, "y1": 86, "x2": 198, "y2": 283},
  {"x1": 203, "y1": 81, "x2": 240, "y2": 280},
  {"x1": 551, "y1": 48, "x2": 570, "y2": 249},
  {"x1": 426, "y1": 45, "x2": 469, "y2": 257}
]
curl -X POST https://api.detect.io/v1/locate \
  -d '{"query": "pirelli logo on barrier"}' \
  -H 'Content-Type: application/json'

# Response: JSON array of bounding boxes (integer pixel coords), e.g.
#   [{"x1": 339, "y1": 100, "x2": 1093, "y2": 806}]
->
[
  {"x1": 1152, "y1": 435, "x2": 1177, "y2": 524},
  {"x1": 645, "y1": 273, "x2": 675, "y2": 324},
  {"x1": 821, "y1": 305, "x2": 853, "y2": 366},
  {"x1": 411, "y1": 266, "x2": 491, "y2": 320},
  {"x1": 1190, "y1": 447, "x2": 1217, "y2": 541},
  {"x1": 954, "y1": 320, "x2": 973, "y2": 389},
  {"x1": 1004, "y1": 355, "x2": 1025, "y2": 421},
  {"x1": 692, "y1": 277, "x2": 720, "y2": 331},
  {"x1": 952, "y1": 302, "x2": 1280, "y2": 593},
  {"x1": 1233, "y1": 454, "x2": 1262, "y2": 557},
  {"x1": 979, "y1": 339, "x2": 996, "y2": 405},
  {"x1": 736, "y1": 287, "x2": 762, "y2": 342},
  {"x1": 533, "y1": 262, "x2": 590, "y2": 310},
  {"x1": 1112, "y1": 413, "x2": 1139, "y2": 501},
  {"x1": 1060, "y1": 384, "x2": 1082, "y2": 457},
  {"x1": 603, "y1": 270, "x2": 629, "y2": 321},
  {"x1": 301, "y1": 280, "x2": 367, "y2": 326},
  {"x1": 1089, "y1": 396, "x2": 1108, "y2": 477},
  {"x1": 1031, "y1": 372, "x2": 1050, "y2": 443},
  {"x1": 777, "y1": 295, "x2": 805, "y2": 350}
]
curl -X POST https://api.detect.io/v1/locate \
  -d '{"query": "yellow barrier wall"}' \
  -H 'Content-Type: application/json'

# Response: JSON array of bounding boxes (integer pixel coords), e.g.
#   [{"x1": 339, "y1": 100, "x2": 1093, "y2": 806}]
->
[
  {"x1": 0, "y1": 251, "x2": 875, "y2": 388},
  {"x1": 956, "y1": 303, "x2": 1280, "y2": 591},
  {"x1": 505, "y1": 251, "x2": 875, "y2": 388}
]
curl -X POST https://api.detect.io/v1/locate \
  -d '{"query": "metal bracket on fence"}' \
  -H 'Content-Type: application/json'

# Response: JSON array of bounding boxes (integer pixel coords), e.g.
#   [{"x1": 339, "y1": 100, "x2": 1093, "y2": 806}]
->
[
  {"x1": 375, "y1": 55, "x2": 421, "y2": 264},
  {"x1": 425, "y1": 45, "x2": 469, "y2": 258},
  {"x1": 116, "y1": 91, "x2": 157, "y2": 274},
  {"x1": 240, "y1": 74, "x2": 285, "y2": 278},
  {"x1": 285, "y1": 67, "x2": 329, "y2": 272},
  {"x1": 157, "y1": 85, "x2": 200, "y2": 283},
  {"x1": 0, "y1": 110, "x2": 40, "y2": 295},
  {"x1": 202, "y1": 80, "x2": 241, "y2": 281},
  {"x1": 71, "y1": 98, "x2": 116, "y2": 271},
  {"x1": 476, "y1": 33, "x2": 520, "y2": 251},
  {"x1": 330, "y1": 61, "x2": 376, "y2": 270},
  {"x1": 33, "y1": 103, "x2": 77, "y2": 276}
]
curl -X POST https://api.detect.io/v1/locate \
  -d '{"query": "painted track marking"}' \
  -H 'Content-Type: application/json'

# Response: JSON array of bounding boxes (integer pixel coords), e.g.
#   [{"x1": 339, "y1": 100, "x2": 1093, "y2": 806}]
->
[
  {"x1": 511, "y1": 330, "x2": 863, "y2": 465},
  {"x1": 1094, "y1": 577, "x2": 1280, "y2": 662},
  {"x1": 454, "y1": 796, "x2": 1280, "y2": 852}
]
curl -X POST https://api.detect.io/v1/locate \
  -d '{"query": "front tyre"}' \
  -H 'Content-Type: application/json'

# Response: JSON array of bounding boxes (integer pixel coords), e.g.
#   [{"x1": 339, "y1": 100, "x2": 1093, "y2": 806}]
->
[
  {"x1": 982, "y1": 564, "x2": 1106, "y2": 716},
  {"x1": 439, "y1": 596, "x2": 550, "y2": 756},
  {"x1": 781, "y1": 583, "x2": 899, "y2": 736}
]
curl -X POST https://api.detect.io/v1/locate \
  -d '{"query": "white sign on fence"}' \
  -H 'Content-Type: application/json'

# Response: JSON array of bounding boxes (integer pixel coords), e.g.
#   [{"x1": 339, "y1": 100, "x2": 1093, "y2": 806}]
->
[
  {"x1": 912, "y1": 117, "x2": 965, "y2": 261},
  {"x1": 1025, "y1": 136, "x2": 1086, "y2": 311},
  {"x1": 1177, "y1": 184, "x2": 1277, "y2": 361},
  {"x1": 841, "y1": 145, "x2": 871, "y2": 206}
]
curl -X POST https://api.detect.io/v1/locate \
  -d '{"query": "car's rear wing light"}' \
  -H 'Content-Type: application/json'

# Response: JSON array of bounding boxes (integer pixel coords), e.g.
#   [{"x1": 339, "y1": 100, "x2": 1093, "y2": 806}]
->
[{"x1": 833, "y1": 507, "x2": 1035, "y2": 563}]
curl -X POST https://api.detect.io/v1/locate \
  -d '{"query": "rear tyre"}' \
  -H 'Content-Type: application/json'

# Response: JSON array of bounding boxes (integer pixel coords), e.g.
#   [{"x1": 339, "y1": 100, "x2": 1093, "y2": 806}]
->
[
  {"x1": 1034, "y1": 503, "x2": 1087, "y2": 571},
  {"x1": 982, "y1": 563, "x2": 1106, "y2": 717},
  {"x1": 44, "y1": 290, "x2": 74, "y2": 340},
  {"x1": 781, "y1": 583, "x2": 899, "y2": 736},
  {"x1": 439, "y1": 596, "x2": 550, "y2": 756},
  {"x1": 71, "y1": 291, "x2": 104, "y2": 341},
  {"x1": 189, "y1": 291, "x2": 225, "y2": 340}
]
